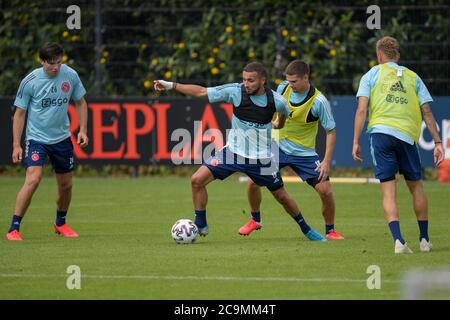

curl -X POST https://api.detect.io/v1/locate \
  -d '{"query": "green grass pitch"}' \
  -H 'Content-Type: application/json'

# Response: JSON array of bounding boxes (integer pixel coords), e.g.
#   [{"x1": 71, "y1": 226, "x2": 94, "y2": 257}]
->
[{"x1": 0, "y1": 176, "x2": 449, "y2": 299}]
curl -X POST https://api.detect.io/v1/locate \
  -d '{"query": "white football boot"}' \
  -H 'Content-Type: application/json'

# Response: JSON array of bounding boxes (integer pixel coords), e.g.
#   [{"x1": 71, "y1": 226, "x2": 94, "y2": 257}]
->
[
  {"x1": 419, "y1": 238, "x2": 432, "y2": 252},
  {"x1": 394, "y1": 239, "x2": 413, "y2": 254}
]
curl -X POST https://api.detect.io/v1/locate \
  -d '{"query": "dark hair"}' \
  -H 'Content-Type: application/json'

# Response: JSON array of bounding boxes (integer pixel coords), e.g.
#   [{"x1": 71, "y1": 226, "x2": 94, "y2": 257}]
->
[
  {"x1": 39, "y1": 42, "x2": 64, "y2": 62},
  {"x1": 285, "y1": 60, "x2": 310, "y2": 77},
  {"x1": 243, "y1": 61, "x2": 267, "y2": 79}
]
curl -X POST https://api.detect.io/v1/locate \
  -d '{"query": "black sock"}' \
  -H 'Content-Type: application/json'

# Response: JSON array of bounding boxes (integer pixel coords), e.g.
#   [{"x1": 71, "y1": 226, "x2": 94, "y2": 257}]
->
[
  {"x1": 56, "y1": 210, "x2": 67, "y2": 227},
  {"x1": 8, "y1": 214, "x2": 23, "y2": 233},
  {"x1": 326, "y1": 224, "x2": 334, "y2": 234},
  {"x1": 293, "y1": 213, "x2": 311, "y2": 234},
  {"x1": 251, "y1": 211, "x2": 261, "y2": 223},
  {"x1": 194, "y1": 210, "x2": 207, "y2": 228}
]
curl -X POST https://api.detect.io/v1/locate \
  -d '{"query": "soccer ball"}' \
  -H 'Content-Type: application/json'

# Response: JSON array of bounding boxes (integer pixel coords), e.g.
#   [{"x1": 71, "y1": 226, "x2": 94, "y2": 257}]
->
[{"x1": 171, "y1": 219, "x2": 199, "y2": 244}]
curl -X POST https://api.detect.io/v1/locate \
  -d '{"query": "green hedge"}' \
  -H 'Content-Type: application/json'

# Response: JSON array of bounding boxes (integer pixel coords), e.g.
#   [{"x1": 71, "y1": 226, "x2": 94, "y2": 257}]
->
[{"x1": 1, "y1": 0, "x2": 448, "y2": 97}]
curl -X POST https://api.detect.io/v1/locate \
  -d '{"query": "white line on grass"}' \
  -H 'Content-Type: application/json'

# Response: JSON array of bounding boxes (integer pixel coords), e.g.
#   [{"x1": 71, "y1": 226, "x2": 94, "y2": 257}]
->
[{"x1": 0, "y1": 273, "x2": 400, "y2": 283}]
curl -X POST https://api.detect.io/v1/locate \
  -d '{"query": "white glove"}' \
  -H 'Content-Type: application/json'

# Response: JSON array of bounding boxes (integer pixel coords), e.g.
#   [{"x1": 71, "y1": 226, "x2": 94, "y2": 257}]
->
[{"x1": 154, "y1": 80, "x2": 174, "y2": 91}]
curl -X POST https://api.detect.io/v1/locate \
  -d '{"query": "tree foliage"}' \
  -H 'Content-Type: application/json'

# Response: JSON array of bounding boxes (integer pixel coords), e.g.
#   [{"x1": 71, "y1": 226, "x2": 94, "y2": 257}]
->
[{"x1": 0, "y1": 0, "x2": 448, "y2": 97}]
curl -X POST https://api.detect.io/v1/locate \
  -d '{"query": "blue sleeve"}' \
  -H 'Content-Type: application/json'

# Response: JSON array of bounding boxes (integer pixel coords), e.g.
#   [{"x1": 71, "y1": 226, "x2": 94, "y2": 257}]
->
[
  {"x1": 276, "y1": 81, "x2": 288, "y2": 95},
  {"x1": 71, "y1": 71, "x2": 86, "y2": 101},
  {"x1": 14, "y1": 77, "x2": 34, "y2": 110},
  {"x1": 274, "y1": 95, "x2": 290, "y2": 116},
  {"x1": 356, "y1": 71, "x2": 372, "y2": 98},
  {"x1": 416, "y1": 75, "x2": 433, "y2": 106},
  {"x1": 207, "y1": 83, "x2": 241, "y2": 105},
  {"x1": 311, "y1": 95, "x2": 336, "y2": 131}
]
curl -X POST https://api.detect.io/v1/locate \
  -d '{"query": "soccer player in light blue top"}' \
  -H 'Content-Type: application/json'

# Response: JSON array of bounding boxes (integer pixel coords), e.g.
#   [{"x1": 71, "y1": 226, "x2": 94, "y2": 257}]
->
[
  {"x1": 353, "y1": 36, "x2": 443, "y2": 253},
  {"x1": 6, "y1": 43, "x2": 89, "y2": 241},
  {"x1": 154, "y1": 62, "x2": 325, "y2": 241},
  {"x1": 241, "y1": 60, "x2": 342, "y2": 241}
]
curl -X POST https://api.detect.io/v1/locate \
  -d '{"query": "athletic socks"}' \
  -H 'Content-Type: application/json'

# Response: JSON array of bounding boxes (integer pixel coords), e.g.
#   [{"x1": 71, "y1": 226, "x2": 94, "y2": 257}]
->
[
  {"x1": 8, "y1": 214, "x2": 23, "y2": 233},
  {"x1": 326, "y1": 224, "x2": 334, "y2": 234},
  {"x1": 251, "y1": 211, "x2": 261, "y2": 223},
  {"x1": 388, "y1": 220, "x2": 405, "y2": 244},
  {"x1": 56, "y1": 210, "x2": 67, "y2": 227},
  {"x1": 293, "y1": 213, "x2": 311, "y2": 234},
  {"x1": 417, "y1": 220, "x2": 429, "y2": 241},
  {"x1": 194, "y1": 210, "x2": 207, "y2": 228}
]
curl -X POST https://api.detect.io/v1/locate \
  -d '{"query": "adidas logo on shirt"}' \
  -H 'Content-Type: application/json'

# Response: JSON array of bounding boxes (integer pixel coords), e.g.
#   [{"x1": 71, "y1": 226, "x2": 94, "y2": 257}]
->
[{"x1": 390, "y1": 81, "x2": 406, "y2": 93}]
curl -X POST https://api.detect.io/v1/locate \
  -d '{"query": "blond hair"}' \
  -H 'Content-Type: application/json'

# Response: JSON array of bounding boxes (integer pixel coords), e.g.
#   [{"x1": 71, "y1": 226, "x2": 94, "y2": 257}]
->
[{"x1": 376, "y1": 36, "x2": 400, "y2": 60}]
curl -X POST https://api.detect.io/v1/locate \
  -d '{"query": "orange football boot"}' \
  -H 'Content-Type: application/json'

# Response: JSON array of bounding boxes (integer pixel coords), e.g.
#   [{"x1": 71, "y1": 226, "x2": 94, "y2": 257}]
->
[
  {"x1": 238, "y1": 219, "x2": 261, "y2": 236},
  {"x1": 54, "y1": 224, "x2": 79, "y2": 238}
]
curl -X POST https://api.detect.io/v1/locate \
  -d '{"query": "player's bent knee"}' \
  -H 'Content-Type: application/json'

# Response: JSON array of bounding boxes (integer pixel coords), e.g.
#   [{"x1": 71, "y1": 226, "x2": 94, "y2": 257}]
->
[
  {"x1": 59, "y1": 181, "x2": 73, "y2": 192},
  {"x1": 191, "y1": 174, "x2": 206, "y2": 188},
  {"x1": 318, "y1": 188, "x2": 333, "y2": 199},
  {"x1": 26, "y1": 174, "x2": 42, "y2": 190}
]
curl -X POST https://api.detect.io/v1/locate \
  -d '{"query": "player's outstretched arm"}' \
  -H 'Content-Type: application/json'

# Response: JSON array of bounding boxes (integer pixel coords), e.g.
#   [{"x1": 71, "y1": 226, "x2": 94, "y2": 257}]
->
[
  {"x1": 12, "y1": 108, "x2": 26, "y2": 164},
  {"x1": 153, "y1": 80, "x2": 207, "y2": 98}
]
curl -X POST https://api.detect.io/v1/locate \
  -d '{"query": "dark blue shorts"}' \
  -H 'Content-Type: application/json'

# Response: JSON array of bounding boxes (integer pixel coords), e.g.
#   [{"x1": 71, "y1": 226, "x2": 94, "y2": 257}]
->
[
  {"x1": 204, "y1": 147, "x2": 284, "y2": 191},
  {"x1": 278, "y1": 148, "x2": 322, "y2": 183},
  {"x1": 369, "y1": 133, "x2": 422, "y2": 182},
  {"x1": 24, "y1": 137, "x2": 75, "y2": 174}
]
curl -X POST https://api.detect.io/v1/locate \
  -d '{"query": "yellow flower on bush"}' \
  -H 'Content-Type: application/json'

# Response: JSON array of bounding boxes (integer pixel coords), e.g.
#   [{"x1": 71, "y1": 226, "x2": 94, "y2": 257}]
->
[
  {"x1": 225, "y1": 26, "x2": 233, "y2": 33},
  {"x1": 212, "y1": 47, "x2": 219, "y2": 54},
  {"x1": 281, "y1": 29, "x2": 289, "y2": 37},
  {"x1": 70, "y1": 35, "x2": 80, "y2": 42},
  {"x1": 143, "y1": 80, "x2": 152, "y2": 89},
  {"x1": 242, "y1": 24, "x2": 249, "y2": 32},
  {"x1": 329, "y1": 49, "x2": 337, "y2": 56},
  {"x1": 207, "y1": 57, "x2": 215, "y2": 64},
  {"x1": 334, "y1": 40, "x2": 341, "y2": 46},
  {"x1": 35, "y1": 53, "x2": 40, "y2": 63},
  {"x1": 290, "y1": 35, "x2": 297, "y2": 42},
  {"x1": 227, "y1": 38, "x2": 234, "y2": 46},
  {"x1": 369, "y1": 59, "x2": 377, "y2": 68},
  {"x1": 317, "y1": 38, "x2": 325, "y2": 45},
  {"x1": 178, "y1": 42, "x2": 185, "y2": 49},
  {"x1": 164, "y1": 71, "x2": 172, "y2": 79},
  {"x1": 191, "y1": 52, "x2": 199, "y2": 59},
  {"x1": 100, "y1": 58, "x2": 106, "y2": 64},
  {"x1": 219, "y1": 62, "x2": 225, "y2": 69},
  {"x1": 62, "y1": 54, "x2": 68, "y2": 63},
  {"x1": 248, "y1": 51, "x2": 255, "y2": 59},
  {"x1": 140, "y1": 43, "x2": 148, "y2": 50},
  {"x1": 62, "y1": 31, "x2": 69, "y2": 38},
  {"x1": 102, "y1": 51, "x2": 109, "y2": 58},
  {"x1": 151, "y1": 58, "x2": 158, "y2": 66},
  {"x1": 290, "y1": 50, "x2": 297, "y2": 57},
  {"x1": 307, "y1": 11, "x2": 313, "y2": 17},
  {"x1": 274, "y1": 79, "x2": 283, "y2": 85},
  {"x1": 211, "y1": 67, "x2": 219, "y2": 75}
]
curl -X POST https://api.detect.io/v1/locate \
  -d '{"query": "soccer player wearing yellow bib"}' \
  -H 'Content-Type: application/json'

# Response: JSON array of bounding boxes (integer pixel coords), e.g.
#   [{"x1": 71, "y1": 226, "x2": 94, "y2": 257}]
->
[
  {"x1": 353, "y1": 36, "x2": 444, "y2": 254},
  {"x1": 239, "y1": 60, "x2": 343, "y2": 241}
]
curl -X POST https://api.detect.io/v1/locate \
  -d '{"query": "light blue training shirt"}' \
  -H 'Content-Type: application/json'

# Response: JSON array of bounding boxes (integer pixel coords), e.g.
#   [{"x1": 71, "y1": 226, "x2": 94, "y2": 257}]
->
[
  {"x1": 14, "y1": 64, "x2": 86, "y2": 144},
  {"x1": 207, "y1": 83, "x2": 290, "y2": 159}
]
